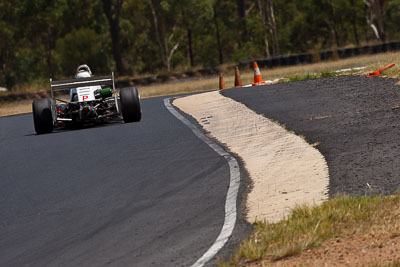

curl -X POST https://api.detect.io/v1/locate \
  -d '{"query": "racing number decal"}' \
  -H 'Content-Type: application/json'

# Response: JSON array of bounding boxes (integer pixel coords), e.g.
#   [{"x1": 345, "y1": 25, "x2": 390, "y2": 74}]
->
[{"x1": 82, "y1": 95, "x2": 88, "y2": 101}]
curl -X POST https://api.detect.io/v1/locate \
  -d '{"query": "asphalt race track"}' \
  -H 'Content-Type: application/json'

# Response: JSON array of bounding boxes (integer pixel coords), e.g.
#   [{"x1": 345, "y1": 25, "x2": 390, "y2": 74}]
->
[
  {"x1": 223, "y1": 75, "x2": 400, "y2": 197},
  {"x1": 4, "y1": 75, "x2": 395, "y2": 266},
  {"x1": 0, "y1": 96, "x2": 249, "y2": 267}
]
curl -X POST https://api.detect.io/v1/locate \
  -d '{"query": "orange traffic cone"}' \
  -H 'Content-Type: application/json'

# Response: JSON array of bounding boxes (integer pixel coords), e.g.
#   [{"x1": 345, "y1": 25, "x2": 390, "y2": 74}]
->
[
  {"x1": 234, "y1": 66, "x2": 242, "y2": 87},
  {"x1": 219, "y1": 73, "x2": 226, "y2": 90},
  {"x1": 252, "y1": 62, "x2": 265, "y2": 86},
  {"x1": 368, "y1": 63, "x2": 395, "y2": 77}
]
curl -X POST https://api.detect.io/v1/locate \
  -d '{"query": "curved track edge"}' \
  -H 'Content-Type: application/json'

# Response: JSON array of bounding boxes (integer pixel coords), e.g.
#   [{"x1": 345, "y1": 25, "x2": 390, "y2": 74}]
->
[{"x1": 164, "y1": 97, "x2": 241, "y2": 267}]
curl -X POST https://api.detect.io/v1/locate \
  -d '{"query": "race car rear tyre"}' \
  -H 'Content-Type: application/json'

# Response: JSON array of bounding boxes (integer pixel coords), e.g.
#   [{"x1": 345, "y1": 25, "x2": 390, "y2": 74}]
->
[
  {"x1": 120, "y1": 87, "x2": 141, "y2": 123},
  {"x1": 32, "y1": 98, "x2": 54, "y2": 134}
]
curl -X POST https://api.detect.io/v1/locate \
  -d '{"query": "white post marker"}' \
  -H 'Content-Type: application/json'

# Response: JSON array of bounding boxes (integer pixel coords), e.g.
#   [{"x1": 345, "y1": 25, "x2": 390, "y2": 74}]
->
[{"x1": 164, "y1": 97, "x2": 241, "y2": 267}]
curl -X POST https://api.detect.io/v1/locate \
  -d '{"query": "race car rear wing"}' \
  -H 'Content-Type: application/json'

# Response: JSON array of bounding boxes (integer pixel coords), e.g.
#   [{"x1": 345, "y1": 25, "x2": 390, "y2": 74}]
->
[
  {"x1": 50, "y1": 72, "x2": 119, "y2": 113},
  {"x1": 50, "y1": 73, "x2": 115, "y2": 96}
]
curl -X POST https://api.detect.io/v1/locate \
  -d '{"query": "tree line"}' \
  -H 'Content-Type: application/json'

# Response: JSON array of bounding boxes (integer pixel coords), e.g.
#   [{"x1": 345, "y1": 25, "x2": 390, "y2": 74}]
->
[{"x1": 1, "y1": 0, "x2": 400, "y2": 89}]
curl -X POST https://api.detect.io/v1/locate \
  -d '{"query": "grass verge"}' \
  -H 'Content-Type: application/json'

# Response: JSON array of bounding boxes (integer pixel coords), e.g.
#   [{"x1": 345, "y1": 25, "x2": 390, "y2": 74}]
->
[
  {"x1": 221, "y1": 194, "x2": 400, "y2": 266},
  {"x1": 0, "y1": 100, "x2": 33, "y2": 117},
  {"x1": 138, "y1": 51, "x2": 400, "y2": 98},
  {"x1": 2, "y1": 51, "x2": 400, "y2": 117}
]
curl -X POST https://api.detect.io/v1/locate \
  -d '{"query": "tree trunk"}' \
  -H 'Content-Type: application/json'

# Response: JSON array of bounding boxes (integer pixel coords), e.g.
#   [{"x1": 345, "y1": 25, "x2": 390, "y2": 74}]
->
[
  {"x1": 339, "y1": 13, "x2": 347, "y2": 46},
  {"x1": 148, "y1": 0, "x2": 178, "y2": 71},
  {"x1": 187, "y1": 28, "x2": 194, "y2": 66},
  {"x1": 148, "y1": 0, "x2": 168, "y2": 70},
  {"x1": 350, "y1": 0, "x2": 360, "y2": 45},
  {"x1": 364, "y1": 0, "x2": 387, "y2": 41},
  {"x1": 237, "y1": 0, "x2": 246, "y2": 18},
  {"x1": 256, "y1": 0, "x2": 270, "y2": 58},
  {"x1": 102, "y1": 0, "x2": 125, "y2": 75},
  {"x1": 351, "y1": 16, "x2": 360, "y2": 45},
  {"x1": 161, "y1": 15, "x2": 170, "y2": 70},
  {"x1": 373, "y1": 0, "x2": 386, "y2": 41},
  {"x1": 213, "y1": 5, "x2": 224, "y2": 64},
  {"x1": 267, "y1": 0, "x2": 281, "y2": 56},
  {"x1": 266, "y1": 0, "x2": 279, "y2": 56},
  {"x1": 328, "y1": 0, "x2": 341, "y2": 47},
  {"x1": 364, "y1": 0, "x2": 380, "y2": 40},
  {"x1": 179, "y1": 2, "x2": 194, "y2": 67}
]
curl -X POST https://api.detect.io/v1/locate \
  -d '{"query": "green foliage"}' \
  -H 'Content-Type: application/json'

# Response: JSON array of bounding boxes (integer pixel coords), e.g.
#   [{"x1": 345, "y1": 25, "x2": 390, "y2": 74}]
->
[
  {"x1": 54, "y1": 28, "x2": 112, "y2": 76},
  {"x1": 285, "y1": 71, "x2": 339, "y2": 82},
  {"x1": 386, "y1": 0, "x2": 400, "y2": 40},
  {"x1": 1, "y1": 0, "x2": 400, "y2": 89}
]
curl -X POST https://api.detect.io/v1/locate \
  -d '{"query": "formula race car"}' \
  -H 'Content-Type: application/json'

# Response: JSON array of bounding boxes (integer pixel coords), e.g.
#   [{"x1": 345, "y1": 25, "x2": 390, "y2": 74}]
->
[{"x1": 32, "y1": 65, "x2": 141, "y2": 134}]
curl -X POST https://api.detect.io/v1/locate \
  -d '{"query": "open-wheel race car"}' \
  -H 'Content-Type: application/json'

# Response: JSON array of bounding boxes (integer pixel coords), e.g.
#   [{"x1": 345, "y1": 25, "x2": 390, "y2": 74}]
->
[{"x1": 32, "y1": 66, "x2": 141, "y2": 134}]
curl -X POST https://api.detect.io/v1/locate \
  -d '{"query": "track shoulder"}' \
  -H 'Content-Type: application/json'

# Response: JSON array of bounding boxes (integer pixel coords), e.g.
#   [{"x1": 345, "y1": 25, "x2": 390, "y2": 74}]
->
[{"x1": 222, "y1": 75, "x2": 400, "y2": 197}]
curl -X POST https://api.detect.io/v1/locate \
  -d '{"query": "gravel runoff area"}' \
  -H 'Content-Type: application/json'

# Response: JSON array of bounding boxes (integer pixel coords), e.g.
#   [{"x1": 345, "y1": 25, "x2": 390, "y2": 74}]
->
[
  {"x1": 174, "y1": 91, "x2": 329, "y2": 223},
  {"x1": 222, "y1": 75, "x2": 400, "y2": 197}
]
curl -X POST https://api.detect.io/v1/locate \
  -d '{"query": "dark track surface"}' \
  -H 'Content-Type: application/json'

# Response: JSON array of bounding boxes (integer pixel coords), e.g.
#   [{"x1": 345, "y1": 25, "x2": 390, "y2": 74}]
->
[
  {"x1": 223, "y1": 76, "x2": 400, "y2": 197},
  {"x1": 0, "y1": 96, "x2": 249, "y2": 266}
]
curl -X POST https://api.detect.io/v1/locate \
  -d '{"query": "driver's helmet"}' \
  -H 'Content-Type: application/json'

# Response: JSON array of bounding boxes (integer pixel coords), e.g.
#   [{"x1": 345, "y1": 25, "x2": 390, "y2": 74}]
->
[{"x1": 75, "y1": 64, "x2": 92, "y2": 78}]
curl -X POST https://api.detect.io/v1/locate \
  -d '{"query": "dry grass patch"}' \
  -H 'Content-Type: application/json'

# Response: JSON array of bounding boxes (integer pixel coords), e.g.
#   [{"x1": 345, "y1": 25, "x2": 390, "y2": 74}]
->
[
  {"x1": 3, "y1": 51, "x2": 400, "y2": 117},
  {"x1": 139, "y1": 51, "x2": 400, "y2": 99},
  {"x1": 138, "y1": 77, "x2": 222, "y2": 98},
  {"x1": 221, "y1": 195, "x2": 400, "y2": 266},
  {"x1": 0, "y1": 100, "x2": 32, "y2": 117},
  {"x1": 282, "y1": 51, "x2": 400, "y2": 80},
  {"x1": 2, "y1": 79, "x2": 49, "y2": 96}
]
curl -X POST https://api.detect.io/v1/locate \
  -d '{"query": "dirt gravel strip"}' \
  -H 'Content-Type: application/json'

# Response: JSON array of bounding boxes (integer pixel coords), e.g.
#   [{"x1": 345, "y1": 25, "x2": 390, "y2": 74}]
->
[{"x1": 174, "y1": 91, "x2": 329, "y2": 223}]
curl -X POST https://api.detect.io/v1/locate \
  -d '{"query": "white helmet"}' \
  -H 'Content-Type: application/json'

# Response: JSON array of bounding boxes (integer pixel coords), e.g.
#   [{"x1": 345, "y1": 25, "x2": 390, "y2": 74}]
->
[{"x1": 75, "y1": 64, "x2": 92, "y2": 78}]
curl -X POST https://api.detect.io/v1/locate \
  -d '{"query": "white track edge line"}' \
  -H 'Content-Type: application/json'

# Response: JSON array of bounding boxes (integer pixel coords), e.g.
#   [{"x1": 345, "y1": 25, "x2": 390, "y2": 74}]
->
[{"x1": 164, "y1": 97, "x2": 241, "y2": 267}]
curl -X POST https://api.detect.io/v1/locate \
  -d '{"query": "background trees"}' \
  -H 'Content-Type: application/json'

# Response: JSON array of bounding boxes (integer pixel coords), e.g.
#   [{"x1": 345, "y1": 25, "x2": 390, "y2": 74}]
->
[
  {"x1": 2, "y1": 0, "x2": 400, "y2": 89},
  {"x1": 102, "y1": 0, "x2": 125, "y2": 75}
]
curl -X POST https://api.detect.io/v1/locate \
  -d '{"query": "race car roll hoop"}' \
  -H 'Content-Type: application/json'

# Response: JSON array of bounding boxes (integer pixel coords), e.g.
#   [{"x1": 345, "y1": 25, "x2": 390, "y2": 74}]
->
[{"x1": 32, "y1": 72, "x2": 142, "y2": 134}]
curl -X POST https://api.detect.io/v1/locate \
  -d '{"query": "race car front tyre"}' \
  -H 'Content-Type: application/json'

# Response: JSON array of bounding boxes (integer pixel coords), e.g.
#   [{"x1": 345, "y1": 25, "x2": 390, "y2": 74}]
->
[
  {"x1": 120, "y1": 87, "x2": 141, "y2": 123},
  {"x1": 32, "y1": 98, "x2": 54, "y2": 134}
]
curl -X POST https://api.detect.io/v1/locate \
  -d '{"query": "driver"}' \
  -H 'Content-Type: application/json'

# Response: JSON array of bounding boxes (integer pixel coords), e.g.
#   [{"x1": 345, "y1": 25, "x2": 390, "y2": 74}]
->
[{"x1": 70, "y1": 64, "x2": 93, "y2": 102}]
